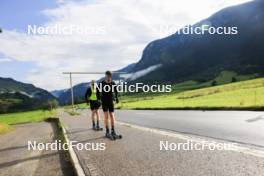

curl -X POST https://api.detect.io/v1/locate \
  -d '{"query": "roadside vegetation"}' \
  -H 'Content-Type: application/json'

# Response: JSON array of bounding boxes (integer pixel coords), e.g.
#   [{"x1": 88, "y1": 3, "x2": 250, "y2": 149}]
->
[
  {"x1": 0, "y1": 123, "x2": 12, "y2": 134},
  {"x1": 63, "y1": 104, "x2": 83, "y2": 116},
  {"x1": 0, "y1": 110, "x2": 56, "y2": 134},
  {"x1": 71, "y1": 76, "x2": 264, "y2": 110},
  {"x1": 64, "y1": 107, "x2": 81, "y2": 116},
  {"x1": 0, "y1": 110, "x2": 56, "y2": 125},
  {"x1": 117, "y1": 77, "x2": 264, "y2": 110}
]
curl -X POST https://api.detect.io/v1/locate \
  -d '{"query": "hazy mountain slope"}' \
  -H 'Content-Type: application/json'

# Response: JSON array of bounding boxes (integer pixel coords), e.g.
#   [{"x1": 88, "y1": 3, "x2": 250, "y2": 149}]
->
[
  {"x1": 55, "y1": 1, "x2": 264, "y2": 104},
  {"x1": 130, "y1": 0, "x2": 264, "y2": 83}
]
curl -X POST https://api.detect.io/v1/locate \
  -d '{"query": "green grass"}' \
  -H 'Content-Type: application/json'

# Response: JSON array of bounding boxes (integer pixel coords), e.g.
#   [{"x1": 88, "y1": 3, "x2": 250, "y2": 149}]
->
[
  {"x1": 63, "y1": 105, "x2": 81, "y2": 116},
  {"x1": 70, "y1": 74, "x2": 264, "y2": 110},
  {"x1": 65, "y1": 110, "x2": 80, "y2": 116},
  {"x1": 117, "y1": 77, "x2": 264, "y2": 110},
  {"x1": 76, "y1": 103, "x2": 89, "y2": 109},
  {"x1": 214, "y1": 71, "x2": 255, "y2": 85},
  {"x1": 0, "y1": 123, "x2": 12, "y2": 134},
  {"x1": 0, "y1": 110, "x2": 56, "y2": 125}
]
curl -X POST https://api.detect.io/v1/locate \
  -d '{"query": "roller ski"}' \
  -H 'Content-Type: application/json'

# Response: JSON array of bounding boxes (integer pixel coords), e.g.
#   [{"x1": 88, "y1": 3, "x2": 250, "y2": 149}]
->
[
  {"x1": 106, "y1": 129, "x2": 122, "y2": 140},
  {"x1": 94, "y1": 126, "x2": 103, "y2": 131},
  {"x1": 105, "y1": 132, "x2": 114, "y2": 140},
  {"x1": 92, "y1": 125, "x2": 103, "y2": 131},
  {"x1": 111, "y1": 132, "x2": 122, "y2": 140}
]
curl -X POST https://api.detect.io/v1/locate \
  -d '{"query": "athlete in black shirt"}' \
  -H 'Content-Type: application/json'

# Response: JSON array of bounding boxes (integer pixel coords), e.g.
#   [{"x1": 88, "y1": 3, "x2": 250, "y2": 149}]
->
[{"x1": 100, "y1": 71, "x2": 119, "y2": 137}]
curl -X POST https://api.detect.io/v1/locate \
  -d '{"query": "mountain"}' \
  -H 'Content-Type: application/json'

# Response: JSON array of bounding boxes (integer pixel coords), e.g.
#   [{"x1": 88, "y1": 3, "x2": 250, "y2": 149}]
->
[
  {"x1": 51, "y1": 89, "x2": 67, "y2": 98},
  {"x1": 128, "y1": 0, "x2": 264, "y2": 83},
  {"x1": 55, "y1": 1, "x2": 264, "y2": 104},
  {"x1": 111, "y1": 63, "x2": 136, "y2": 80},
  {"x1": 118, "y1": 63, "x2": 136, "y2": 73},
  {"x1": 0, "y1": 77, "x2": 57, "y2": 113},
  {"x1": 56, "y1": 82, "x2": 89, "y2": 105}
]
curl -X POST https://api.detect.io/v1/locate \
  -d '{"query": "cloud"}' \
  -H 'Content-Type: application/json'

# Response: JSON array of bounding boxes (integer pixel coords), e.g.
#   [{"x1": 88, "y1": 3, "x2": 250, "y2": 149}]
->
[
  {"x1": 123, "y1": 64, "x2": 162, "y2": 81},
  {"x1": 0, "y1": 58, "x2": 12, "y2": 63},
  {"x1": 0, "y1": 0, "x2": 252, "y2": 90}
]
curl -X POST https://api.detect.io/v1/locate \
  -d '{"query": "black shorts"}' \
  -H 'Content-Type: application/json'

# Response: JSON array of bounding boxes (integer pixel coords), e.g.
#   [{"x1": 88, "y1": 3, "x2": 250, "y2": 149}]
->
[
  {"x1": 90, "y1": 100, "x2": 100, "y2": 110},
  {"x1": 102, "y1": 102, "x2": 114, "y2": 112}
]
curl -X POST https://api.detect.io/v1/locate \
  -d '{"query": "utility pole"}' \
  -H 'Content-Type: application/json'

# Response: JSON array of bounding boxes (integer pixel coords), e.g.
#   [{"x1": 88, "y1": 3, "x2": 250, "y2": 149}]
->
[{"x1": 69, "y1": 73, "x2": 74, "y2": 112}]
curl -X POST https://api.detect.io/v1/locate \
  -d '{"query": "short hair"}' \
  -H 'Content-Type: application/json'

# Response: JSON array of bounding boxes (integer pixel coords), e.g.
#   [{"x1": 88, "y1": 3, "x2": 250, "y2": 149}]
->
[{"x1": 105, "y1": 70, "x2": 112, "y2": 76}]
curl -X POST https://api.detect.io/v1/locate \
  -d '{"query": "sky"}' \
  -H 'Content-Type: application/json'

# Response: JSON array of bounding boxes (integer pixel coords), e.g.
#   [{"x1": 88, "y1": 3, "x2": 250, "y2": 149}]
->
[{"x1": 0, "y1": 0, "x2": 253, "y2": 91}]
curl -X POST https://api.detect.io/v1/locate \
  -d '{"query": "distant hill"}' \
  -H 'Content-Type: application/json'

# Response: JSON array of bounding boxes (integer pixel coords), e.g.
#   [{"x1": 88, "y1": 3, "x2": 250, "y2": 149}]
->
[
  {"x1": 55, "y1": 82, "x2": 89, "y2": 105},
  {"x1": 51, "y1": 89, "x2": 67, "y2": 98},
  {"x1": 128, "y1": 0, "x2": 264, "y2": 83},
  {"x1": 0, "y1": 77, "x2": 57, "y2": 113}
]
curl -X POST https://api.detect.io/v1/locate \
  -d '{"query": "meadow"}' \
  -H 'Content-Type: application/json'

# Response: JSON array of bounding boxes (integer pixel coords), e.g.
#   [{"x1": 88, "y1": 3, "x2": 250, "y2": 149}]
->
[
  {"x1": 117, "y1": 77, "x2": 264, "y2": 110},
  {"x1": 0, "y1": 110, "x2": 56, "y2": 134}
]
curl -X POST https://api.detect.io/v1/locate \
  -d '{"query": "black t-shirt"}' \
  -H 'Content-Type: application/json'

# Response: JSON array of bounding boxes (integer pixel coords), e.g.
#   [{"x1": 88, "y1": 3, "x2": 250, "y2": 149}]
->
[{"x1": 100, "y1": 80, "x2": 118, "y2": 103}]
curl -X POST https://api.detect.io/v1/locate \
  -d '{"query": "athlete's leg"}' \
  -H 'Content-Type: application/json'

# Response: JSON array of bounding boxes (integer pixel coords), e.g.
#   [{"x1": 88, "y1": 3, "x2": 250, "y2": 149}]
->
[
  {"x1": 109, "y1": 112, "x2": 115, "y2": 128},
  {"x1": 95, "y1": 109, "x2": 100, "y2": 127},
  {"x1": 109, "y1": 112, "x2": 116, "y2": 134},
  {"x1": 91, "y1": 110, "x2": 96, "y2": 128},
  {"x1": 104, "y1": 111, "x2": 110, "y2": 134}
]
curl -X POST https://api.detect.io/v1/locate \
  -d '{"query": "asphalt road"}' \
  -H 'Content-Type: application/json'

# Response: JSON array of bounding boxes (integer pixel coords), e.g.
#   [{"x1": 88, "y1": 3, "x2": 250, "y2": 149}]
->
[
  {"x1": 62, "y1": 109, "x2": 264, "y2": 176},
  {"x1": 115, "y1": 110, "x2": 264, "y2": 147}
]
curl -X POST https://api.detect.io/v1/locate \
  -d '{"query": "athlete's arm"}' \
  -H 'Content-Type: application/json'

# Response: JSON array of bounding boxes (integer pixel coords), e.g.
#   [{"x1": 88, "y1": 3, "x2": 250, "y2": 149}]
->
[
  {"x1": 85, "y1": 87, "x2": 91, "y2": 104},
  {"x1": 96, "y1": 87, "x2": 101, "y2": 101},
  {"x1": 113, "y1": 82, "x2": 119, "y2": 103}
]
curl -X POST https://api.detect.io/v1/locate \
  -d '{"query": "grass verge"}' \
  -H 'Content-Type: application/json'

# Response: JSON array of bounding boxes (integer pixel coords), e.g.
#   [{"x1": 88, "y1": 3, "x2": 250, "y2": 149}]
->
[
  {"x1": 63, "y1": 107, "x2": 81, "y2": 116},
  {"x1": 0, "y1": 110, "x2": 56, "y2": 125},
  {"x1": 65, "y1": 77, "x2": 264, "y2": 111},
  {"x1": 117, "y1": 78, "x2": 264, "y2": 110},
  {"x1": 0, "y1": 123, "x2": 12, "y2": 134}
]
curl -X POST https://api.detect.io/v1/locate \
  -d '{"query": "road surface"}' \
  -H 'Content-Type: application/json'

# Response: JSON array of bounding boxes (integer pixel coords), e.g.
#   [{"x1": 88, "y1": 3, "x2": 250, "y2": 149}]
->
[
  {"x1": 115, "y1": 110, "x2": 264, "y2": 147},
  {"x1": 60, "y1": 109, "x2": 264, "y2": 176}
]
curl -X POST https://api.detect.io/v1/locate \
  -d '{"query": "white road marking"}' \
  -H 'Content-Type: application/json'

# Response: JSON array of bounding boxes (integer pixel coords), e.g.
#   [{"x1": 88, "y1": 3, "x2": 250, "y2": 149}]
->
[
  {"x1": 117, "y1": 121, "x2": 264, "y2": 158},
  {"x1": 135, "y1": 112, "x2": 155, "y2": 116}
]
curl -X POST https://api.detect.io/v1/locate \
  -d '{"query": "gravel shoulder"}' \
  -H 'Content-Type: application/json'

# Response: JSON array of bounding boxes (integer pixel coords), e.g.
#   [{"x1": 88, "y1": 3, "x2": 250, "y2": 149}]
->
[{"x1": 0, "y1": 121, "x2": 74, "y2": 176}]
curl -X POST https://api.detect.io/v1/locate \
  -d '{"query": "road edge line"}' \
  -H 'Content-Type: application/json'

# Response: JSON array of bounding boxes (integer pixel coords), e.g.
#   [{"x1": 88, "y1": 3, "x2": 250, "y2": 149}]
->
[
  {"x1": 117, "y1": 121, "x2": 264, "y2": 158},
  {"x1": 60, "y1": 121, "x2": 86, "y2": 176}
]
